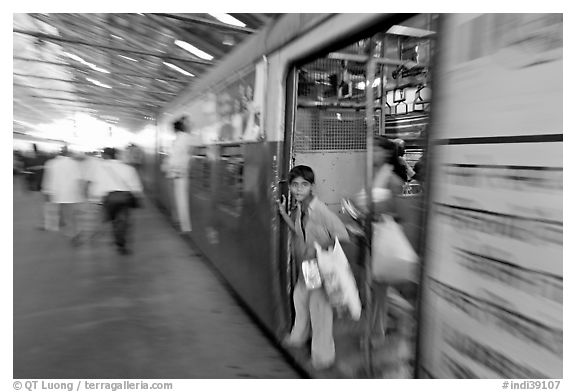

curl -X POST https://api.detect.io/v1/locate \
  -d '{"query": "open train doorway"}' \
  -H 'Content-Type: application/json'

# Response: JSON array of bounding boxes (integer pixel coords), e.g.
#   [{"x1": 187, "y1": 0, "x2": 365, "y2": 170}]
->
[{"x1": 283, "y1": 14, "x2": 437, "y2": 377}]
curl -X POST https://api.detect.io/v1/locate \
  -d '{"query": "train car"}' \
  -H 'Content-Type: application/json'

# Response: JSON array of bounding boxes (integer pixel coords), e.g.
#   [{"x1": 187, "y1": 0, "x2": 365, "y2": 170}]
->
[{"x1": 140, "y1": 13, "x2": 563, "y2": 378}]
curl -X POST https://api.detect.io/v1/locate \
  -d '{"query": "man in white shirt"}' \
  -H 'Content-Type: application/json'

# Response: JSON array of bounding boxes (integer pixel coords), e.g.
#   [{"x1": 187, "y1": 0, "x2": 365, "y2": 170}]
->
[
  {"x1": 161, "y1": 116, "x2": 197, "y2": 233},
  {"x1": 41, "y1": 146, "x2": 84, "y2": 243},
  {"x1": 90, "y1": 147, "x2": 143, "y2": 255}
]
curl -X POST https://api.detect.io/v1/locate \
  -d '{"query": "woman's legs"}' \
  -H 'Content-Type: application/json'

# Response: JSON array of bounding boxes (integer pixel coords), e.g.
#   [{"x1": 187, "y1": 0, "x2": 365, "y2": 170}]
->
[{"x1": 370, "y1": 282, "x2": 390, "y2": 345}]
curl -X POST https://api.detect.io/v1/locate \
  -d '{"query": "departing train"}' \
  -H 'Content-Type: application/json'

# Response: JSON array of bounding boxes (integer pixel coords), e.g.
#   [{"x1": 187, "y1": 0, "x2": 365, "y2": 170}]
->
[{"x1": 138, "y1": 13, "x2": 563, "y2": 378}]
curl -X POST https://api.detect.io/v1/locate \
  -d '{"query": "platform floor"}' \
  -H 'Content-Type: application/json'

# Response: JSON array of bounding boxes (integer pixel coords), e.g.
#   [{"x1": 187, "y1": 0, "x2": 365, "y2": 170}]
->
[{"x1": 13, "y1": 186, "x2": 300, "y2": 379}]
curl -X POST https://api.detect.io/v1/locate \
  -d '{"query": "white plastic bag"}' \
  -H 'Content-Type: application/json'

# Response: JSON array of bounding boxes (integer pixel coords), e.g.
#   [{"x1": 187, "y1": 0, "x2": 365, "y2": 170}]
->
[
  {"x1": 372, "y1": 215, "x2": 419, "y2": 283},
  {"x1": 315, "y1": 238, "x2": 362, "y2": 320}
]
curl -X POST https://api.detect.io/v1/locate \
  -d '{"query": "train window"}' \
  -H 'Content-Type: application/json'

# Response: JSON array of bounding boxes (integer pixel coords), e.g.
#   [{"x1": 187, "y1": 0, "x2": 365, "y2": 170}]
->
[{"x1": 294, "y1": 108, "x2": 381, "y2": 151}]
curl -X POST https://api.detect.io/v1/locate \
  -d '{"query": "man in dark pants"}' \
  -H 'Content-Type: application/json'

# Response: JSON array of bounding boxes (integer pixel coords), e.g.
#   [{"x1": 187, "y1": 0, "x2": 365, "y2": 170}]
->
[{"x1": 94, "y1": 148, "x2": 143, "y2": 255}]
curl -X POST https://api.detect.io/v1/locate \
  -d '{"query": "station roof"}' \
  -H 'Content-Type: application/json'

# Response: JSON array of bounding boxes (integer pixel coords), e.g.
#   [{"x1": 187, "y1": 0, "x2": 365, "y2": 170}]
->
[{"x1": 13, "y1": 13, "x2": 279, "y2": 134}]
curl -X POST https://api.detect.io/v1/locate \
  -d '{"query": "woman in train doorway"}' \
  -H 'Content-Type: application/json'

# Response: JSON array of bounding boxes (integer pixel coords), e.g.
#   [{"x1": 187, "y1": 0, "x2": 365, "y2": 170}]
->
[
  {"x1": 162, "y1": 116, "x2": 195, "y2": 233},
  {"x1": 277, "y1": 165, "x2": 350, "y2": 370},
  {"x1": 367, "y1": 137, "x2": 411, "y2": 346}
]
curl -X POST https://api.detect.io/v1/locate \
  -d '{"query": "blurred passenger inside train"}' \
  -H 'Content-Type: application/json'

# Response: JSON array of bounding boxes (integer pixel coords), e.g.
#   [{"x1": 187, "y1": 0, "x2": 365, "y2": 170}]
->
[
  {"x1": 161, "y1": 116, "x2": 196, "y2": 233},
  {"x1": 278, "y1": 165, "x2": 350, "y2": 370},
  {"x1": 89, "y1": 147, "x2": 143, "y2": 255},
  {"x1": 352, "y1": 137, "x2": 408, "y2": 216},
  {"x1": 41, "y1": 145, "x2": 84, "y2": 243},
  {"x1": 347, "y1": 137, "x2": 413, "y2": 346},
  {"x1": 370, "y1": 137, "x2": 410, "y2": 347},
  {"x1": 412, "y1": 154, "x2": 426, "y2": 186},
  {"x1": 393, "y1": 138, "x2": 414, "y2": 181}
]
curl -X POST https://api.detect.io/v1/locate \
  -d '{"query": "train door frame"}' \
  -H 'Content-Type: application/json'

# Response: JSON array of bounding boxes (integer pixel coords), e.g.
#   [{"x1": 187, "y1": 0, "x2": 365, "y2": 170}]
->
[
  {"x1": 278, "y1": 14, "x2": 436, "y2": 376},
  {"x1": 277, "y1": 67, "x2": 300, "y2": 329}
]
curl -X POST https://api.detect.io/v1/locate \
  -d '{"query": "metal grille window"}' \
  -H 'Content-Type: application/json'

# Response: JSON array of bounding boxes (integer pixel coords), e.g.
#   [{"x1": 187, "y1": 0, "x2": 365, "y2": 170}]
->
[
  {"x1": 298, "y1": 58, "x2": 368, "y2": 102},
  {"x1": 294, "y1": 108, "x2": 380, "y2": 152}
]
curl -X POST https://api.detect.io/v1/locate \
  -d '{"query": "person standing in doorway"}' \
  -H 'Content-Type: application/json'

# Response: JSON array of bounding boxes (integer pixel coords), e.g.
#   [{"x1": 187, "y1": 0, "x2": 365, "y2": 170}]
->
[
  {"x1": 162, "y1": 116, "x2": 196, "y2": 233},
  {"x1": 277, "y1": 165, "x2": 350, "y2": 370}
]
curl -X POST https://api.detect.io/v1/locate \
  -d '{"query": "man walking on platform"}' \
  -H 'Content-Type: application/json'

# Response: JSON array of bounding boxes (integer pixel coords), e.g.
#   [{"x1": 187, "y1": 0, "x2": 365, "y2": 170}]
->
[
  {"x1": 41, "y1": 146, "x2": 84, "y2": 243},
  {"x1": 90, "y1": 147, "x2": 143, "y2": 255}
]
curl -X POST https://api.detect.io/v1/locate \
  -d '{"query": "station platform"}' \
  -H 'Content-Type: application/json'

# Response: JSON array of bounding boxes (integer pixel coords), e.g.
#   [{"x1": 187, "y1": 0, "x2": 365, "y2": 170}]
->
[{"x1": 12, "y1": 186, "x2": 300, "y2": 379}]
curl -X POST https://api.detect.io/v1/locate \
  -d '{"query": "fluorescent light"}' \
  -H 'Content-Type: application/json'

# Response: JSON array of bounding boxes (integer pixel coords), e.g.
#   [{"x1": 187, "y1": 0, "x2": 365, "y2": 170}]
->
[
  {"x1": 162, "y1": 61, "x2": 195, "y2": 77},
  {"x1": 209, "y1": 13, "x2": 246, "y2": 27},
  {"x1": 386, "y1": 25, "x2": 435, "y2": 38},
  {"x1": 63, "y1": 52, "x2": 84, "y2": 63},
  {"x1": 174, "y1": 40, "x2": 213, "y2": 61},
  {"x1": 63, "y1": 52, "x2": 110, "y2": 74},
  {"x1": 118, "y1": 54, "x2": 139, "y2": 62},
  {"x1": 86, "y1": 77, "x2": 112, "y2": 89},
  {"x1": 90, "y1": 64, "x2": 110, "y2": 74}
]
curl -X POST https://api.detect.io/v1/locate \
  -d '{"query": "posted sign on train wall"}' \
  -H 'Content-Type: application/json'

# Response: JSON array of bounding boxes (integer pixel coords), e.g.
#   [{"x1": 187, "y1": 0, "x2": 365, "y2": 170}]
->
[
  {"x1": 419, "y1": 14, "x2": 562, "y2": 378},
  {"x1": 159, "y1": 59, "x2": 267, "y2": 149}
]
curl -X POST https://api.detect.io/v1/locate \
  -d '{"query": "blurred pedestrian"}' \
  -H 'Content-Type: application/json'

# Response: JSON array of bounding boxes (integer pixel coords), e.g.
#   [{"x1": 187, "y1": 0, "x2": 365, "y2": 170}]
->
[
  {"x1": 23, "y1": 144, "x2": 49, "y2": 192},
  {"x1": 91, "y1": 147, "x2": 143, "y2": 255},
  {"x1": 13, "y1": 150, "x2": 25, "y2": 192},
  {"x1": 124, "y1": 143, "x2": 145, "y2": 176},
  {"x1": 161, "y1": 116, "x2": 196, "y2": 233},
  {"x1": 41, "y1": 146, "x2": 84, "y2": 243},
  {"x1": 78, "y1": 152, "x2": 106, "y2": 243}
]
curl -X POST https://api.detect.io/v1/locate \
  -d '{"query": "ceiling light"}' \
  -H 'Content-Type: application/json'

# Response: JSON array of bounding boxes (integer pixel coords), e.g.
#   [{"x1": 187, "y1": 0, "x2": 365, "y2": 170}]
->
[
  {"x1": 209, "y1": 13, "x2": 246, "y2": 27},
  {"x1": 386, "y1": 25, "x2": 435, "y2": 38},
  {"x1": 86, "y1": 77, "x2": 112, "y2": 89},
  {"x1": 162, "y1": 62, "x2": 195, "y2": 77},
  {"x1": 174, "y1": 40, "x2": 213, "y2": 61},
  {"x1": 63, "y1": 52, "x2": 110, "y2": 74},
  {"x1": 118, "y1": 54, "x2": 138, "y2": 62},
  {"x1": 222, "y1": 35, "x2": 235, "y2": 46},
  {"x1": 111, "y1": 34, "x2": 125, "y2": 41},
  {"x1": 89, "y1": 64, "x2": 110, "y2": 74}
]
